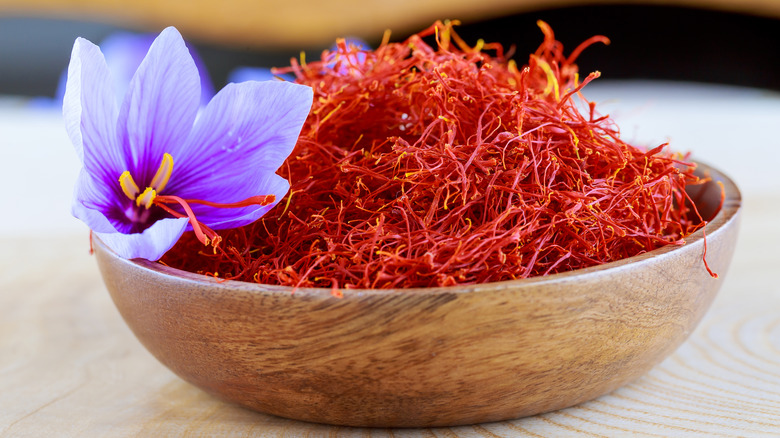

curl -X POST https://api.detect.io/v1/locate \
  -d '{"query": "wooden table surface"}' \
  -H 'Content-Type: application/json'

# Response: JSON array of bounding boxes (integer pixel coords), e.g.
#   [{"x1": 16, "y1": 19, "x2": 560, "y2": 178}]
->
[{"x1": 2, "y1": 82, "x2": 780, "y2": 436}]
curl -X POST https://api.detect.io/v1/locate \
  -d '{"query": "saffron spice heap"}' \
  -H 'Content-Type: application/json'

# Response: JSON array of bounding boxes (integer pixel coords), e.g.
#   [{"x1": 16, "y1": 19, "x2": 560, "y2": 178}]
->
[{"x1": 162, "y1": 21, "x2": 711, "y2": 290}]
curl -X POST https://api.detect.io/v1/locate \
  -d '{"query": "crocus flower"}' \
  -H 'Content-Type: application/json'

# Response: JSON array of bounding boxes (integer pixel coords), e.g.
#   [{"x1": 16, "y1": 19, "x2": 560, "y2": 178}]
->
[
  {"x1": 326, "y1": 38, "x2": 370, "y2": 75},
  {"x1": 65, "y1": 27, "x2": 313, "y2": 260},
  {"x1": 226, "y1": 38, "x2": 369, "y2": 84}
]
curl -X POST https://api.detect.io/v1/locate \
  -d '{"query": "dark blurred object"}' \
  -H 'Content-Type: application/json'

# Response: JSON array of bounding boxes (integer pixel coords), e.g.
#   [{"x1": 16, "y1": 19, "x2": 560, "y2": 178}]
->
[
  {"x1": 2, "y1": 0, "x2": 779, "y2": 49},
  {"x1": 0, "y1": 18, "x2": 117, "y2": 97},
  {"x1": 450, "y1": 5, "x2": 780, "y2": 91},
  {"x1": 0, "y1": 5, "x2": 778, "y2": 97}
]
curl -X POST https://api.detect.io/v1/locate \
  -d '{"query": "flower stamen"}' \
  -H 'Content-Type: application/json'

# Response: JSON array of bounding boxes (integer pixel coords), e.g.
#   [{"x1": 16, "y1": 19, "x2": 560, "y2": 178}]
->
[
  {"x1": 150, "y1": 153, "x2": 174, "y2": 193},
  {"x1": 118, "y1": 148, "x2": 277, "y2": 249},
  {"x1": 136, "y1": 187, "x2": 157, "y2": 209},
  {"x1": 119, "y1": 153, "x2": 174, "y2": 209},
  {"x1": 119, "y1": 171, "x2": 140, "y2": 200}
]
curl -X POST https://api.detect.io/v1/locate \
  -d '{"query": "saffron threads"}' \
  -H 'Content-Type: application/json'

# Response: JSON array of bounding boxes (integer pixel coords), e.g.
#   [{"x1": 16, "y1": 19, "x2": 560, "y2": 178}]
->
[{"x1": 161, "y1": 20, "x2": 714, "y2": 289}]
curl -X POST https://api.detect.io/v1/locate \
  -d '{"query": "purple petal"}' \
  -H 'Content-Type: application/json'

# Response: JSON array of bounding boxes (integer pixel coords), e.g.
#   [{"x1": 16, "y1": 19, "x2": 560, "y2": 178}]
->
[
  {"x1": 71, "y1": 169, "x2": 121, "y2": 234},
  {"x1": 116, "y1": 26, "x2": 201, "y2": 186},
  {"x1": 56, "y1": 32, "x2": 214, "y2": 109},
  {"x1": 167, "y1": 80, "x2": 311, "y2": 228},
  {"x1": 96, "y1": 217, "x2": 190, "y2": 260},
  {"x1": 101, "y1": 31, "x2": 215, "y2": 107},
  {"x1": 63, "y1": 37, "x2": 125, "y2": 189},
  {"x1": 100, "y1": 32, "x2": 157, "y2": 106},
  {"x1": 329, "y1": 37, "x2": 371, "y2": 53},
  {"x1": 169, "y1": 80, "x2": 312, "y2": 199},
  {"x1": 327, "y1": 38, "x2": 370, "y2": 74}
]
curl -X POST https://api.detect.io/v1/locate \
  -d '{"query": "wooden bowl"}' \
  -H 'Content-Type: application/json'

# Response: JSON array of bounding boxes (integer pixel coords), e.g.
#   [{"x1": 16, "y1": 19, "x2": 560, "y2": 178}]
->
[{"x1": 94, "y1": 161, "x2": 741, "y2": 428}]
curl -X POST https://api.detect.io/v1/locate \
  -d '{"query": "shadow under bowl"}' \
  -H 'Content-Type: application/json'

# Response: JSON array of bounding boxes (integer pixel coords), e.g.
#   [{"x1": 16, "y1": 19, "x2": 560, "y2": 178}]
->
[{"x1": 94, "y1": 161, "x2": 741, "y2": 428}]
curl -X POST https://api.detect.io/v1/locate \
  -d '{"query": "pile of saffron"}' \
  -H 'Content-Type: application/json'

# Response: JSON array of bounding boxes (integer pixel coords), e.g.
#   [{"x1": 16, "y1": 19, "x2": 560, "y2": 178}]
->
[{"x1": 161, "y1": 21, "x2": 712, "y2": 290}]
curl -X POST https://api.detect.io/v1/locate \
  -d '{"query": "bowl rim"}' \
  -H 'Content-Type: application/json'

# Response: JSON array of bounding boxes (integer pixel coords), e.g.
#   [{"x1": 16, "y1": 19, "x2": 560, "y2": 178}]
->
[{"x1": 94, "y1": 160, "x2": 742, "y2": 297}]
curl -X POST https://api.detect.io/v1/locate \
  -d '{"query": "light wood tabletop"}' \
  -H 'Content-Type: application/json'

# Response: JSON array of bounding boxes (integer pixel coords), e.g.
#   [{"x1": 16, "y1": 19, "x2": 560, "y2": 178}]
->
[{"x1": 1, "y1": 81, "x2": 779, "y2": 436}]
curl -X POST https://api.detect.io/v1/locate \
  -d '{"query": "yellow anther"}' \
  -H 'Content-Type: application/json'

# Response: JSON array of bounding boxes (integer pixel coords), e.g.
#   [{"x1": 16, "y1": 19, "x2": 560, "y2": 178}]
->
[
  {"x1": 136, "y1": 187, "x2": 157, "y2": 209},
  {"x1": 119, "y1": 171, "x2": 140, "y2": 201},
  {"x1": 536, "y1": 58, "x2": 560, "y2": 101},
  {"x1": 150, "y1": 153, "x2": 174, "y2": 193},
  {"x1": 474, "y1": 39, "x2": 485, "y2": 52}
]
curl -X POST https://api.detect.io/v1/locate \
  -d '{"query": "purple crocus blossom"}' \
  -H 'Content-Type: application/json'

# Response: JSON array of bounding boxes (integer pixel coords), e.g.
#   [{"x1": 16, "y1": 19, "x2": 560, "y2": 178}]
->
[
  {"x1": 326, "y1": 38, "x2": 370, "y2": 75},
  {"x1": 65, "y1": 27, "x2": 313, "y2": 260},
  {"x1": 226, "y1": 38, "x2": 369, "y2": 84}
]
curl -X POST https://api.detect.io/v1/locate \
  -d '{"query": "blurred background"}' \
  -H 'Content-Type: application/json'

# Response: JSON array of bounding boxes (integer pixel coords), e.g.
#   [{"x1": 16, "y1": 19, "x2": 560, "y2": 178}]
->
[
  {"x1": 0, "y1": 0, "x2": 779, "y2": 238},
  {"x1": 1, "y1": 2, "x2": 779, "y2": 96}
]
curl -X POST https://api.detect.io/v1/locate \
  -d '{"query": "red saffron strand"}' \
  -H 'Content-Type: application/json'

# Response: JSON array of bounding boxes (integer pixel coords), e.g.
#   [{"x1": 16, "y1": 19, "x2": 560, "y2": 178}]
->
[
  {"x1": 154, "y1": 195, "x2": 219, "y2": 246},
  {"x1": 702, "y1": 223, "x2": 718, "y2": 279},
  {"x1": 153, "y1": 194, "x2": 277, "y2": 248},
  {"x1": 183, "y1": 195, "x2": 276, "y2": 209},
  {"x1": 160, "y1": 20, "x2": 716, "y2": 289}
]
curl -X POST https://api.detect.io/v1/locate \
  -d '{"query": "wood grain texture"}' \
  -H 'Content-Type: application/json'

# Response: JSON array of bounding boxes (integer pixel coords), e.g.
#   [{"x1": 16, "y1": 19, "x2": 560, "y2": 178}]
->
[
  {"x1": 1, "y1": 196, "x2": 778, "y2": 435},
  {"x1": 0, "y1": 0, "x2": 779, "y2": 48}
]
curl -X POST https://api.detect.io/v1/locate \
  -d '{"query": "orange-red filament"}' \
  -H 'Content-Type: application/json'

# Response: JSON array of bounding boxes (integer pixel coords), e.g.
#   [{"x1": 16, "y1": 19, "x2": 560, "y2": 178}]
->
[{"x1": 160, "y1": 21, "x2": 717, "y2": 289}]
